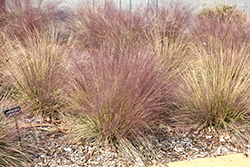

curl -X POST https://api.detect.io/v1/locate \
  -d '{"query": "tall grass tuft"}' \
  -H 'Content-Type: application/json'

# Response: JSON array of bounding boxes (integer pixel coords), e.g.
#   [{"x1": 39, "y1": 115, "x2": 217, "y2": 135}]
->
[
  {"x1": 147, "y1": 2, "x2": 193, "y2": 43},
  {"x1": 0, "y1": 0, "x2": 61, "y2": 42},
  {"x1": 192, "y1": 4, "x2": 250, "y2": 54},
  {"x1": 68, "y1": 1, "x2": 149, "y2": 51},
  {"x1": 66, "y1": 45, "x2": 172, "y2": 160},
  {"x1": 147, "y1": 2, "x2": 194, "y2": 76},
  {"x1": 3, "y1": 32, "x2": 69, "y2": 118},
  {"x1": 181, "y1": 5, "x2": 250, "y2": 132},
  {"x1": 179, "y1": 46, "x2": 250, "y2": 134},
  {"x1": 0, "y1": 32, "x2": 15, "y2": 97}
]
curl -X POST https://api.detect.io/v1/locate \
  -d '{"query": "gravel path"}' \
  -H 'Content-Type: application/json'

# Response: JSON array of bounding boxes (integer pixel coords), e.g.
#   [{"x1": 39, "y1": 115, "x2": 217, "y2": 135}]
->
[{"x1": 17, "y1": 119, "x2": 250, "y2": 167}]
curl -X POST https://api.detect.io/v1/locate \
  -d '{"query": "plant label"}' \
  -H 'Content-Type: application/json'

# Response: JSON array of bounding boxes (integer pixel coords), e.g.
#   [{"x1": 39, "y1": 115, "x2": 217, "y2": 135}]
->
[{"x1": 3, "y1": 106, "x2": 21, "y2": 118}]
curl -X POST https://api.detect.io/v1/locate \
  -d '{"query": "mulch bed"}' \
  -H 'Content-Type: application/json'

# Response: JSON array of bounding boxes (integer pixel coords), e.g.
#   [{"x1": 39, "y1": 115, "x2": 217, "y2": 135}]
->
[{"x1": 14, "y1": 117, "x2": 250, "y2": 167}]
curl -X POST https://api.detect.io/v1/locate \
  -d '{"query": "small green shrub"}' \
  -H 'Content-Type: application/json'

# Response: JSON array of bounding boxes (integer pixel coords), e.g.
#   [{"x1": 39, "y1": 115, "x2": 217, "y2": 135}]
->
[{"x1": 199, "y1": 4, "x2": 236, "y2": 19}]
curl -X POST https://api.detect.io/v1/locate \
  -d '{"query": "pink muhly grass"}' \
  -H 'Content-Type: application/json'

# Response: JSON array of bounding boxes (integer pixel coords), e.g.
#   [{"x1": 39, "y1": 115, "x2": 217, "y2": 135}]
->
[
  {"x1": 147, "y1": 2, "x2": 193, "y2": 43},
  {"x1": 0, "y1": 0, "x2": 61, "y2": 41},
  {"x1": 192, "y1": 4, "x2": 250, "y2": 54},
  {"x1": 146, "y1": 3, "x2": 194, "y2": 87},
  {"x1": 0, "y1": 0, "x2": 5, "y2": 14},
  {"x1": 67, "y1": 45, "x2": 171, "y2": 145},
  {"x1": 68, "y1": 1, "x2": 149, "y2": 50}
]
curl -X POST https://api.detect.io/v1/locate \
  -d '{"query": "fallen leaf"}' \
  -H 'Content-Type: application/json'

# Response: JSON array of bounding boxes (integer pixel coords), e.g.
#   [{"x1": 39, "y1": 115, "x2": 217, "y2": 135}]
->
[{"x1": 50, "y1": 134, "x2": 55, "y2": 138}]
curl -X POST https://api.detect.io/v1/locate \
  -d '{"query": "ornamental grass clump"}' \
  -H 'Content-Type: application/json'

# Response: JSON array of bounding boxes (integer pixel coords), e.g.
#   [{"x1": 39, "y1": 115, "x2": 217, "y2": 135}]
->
[
  {"x1": 146, "y1": 3, "x2": 194, "y2": 95},
  {"x1": 0, "y1": 0, "x2": 60, "y2": 42},
  {"x1": 67, "y1": 45, "x2": 172, "y2": 160},
  {"x1": 147, "y1": 2, "x2": 193, "y2": 44},
  {"x1": 4, "y1": 32, "x2": 69, "y2": 118},
  {"x1": 68, "y1": 1, "x2": 149, "y2": 51},
  {"x1": 192, "y1": 4, "x2": 250, "y2": 54},
  {"x1": 0, "y1": 32, "x2": 15, "y2": 97},
  {"x1": 179, "y1": 47, "x2": 250, "y2": 134}
]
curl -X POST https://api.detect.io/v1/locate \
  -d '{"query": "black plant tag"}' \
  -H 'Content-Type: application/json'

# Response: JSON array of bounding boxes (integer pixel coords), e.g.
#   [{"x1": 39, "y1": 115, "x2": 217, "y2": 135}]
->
[{"x1": 3, "y1": 106, "x2": 22, "y2": 118}]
